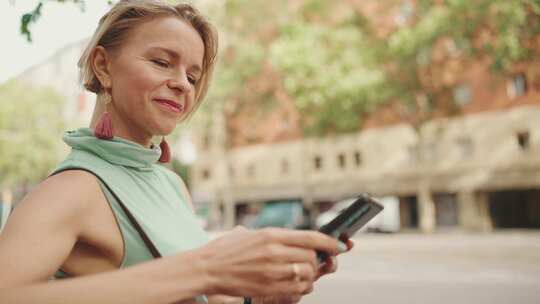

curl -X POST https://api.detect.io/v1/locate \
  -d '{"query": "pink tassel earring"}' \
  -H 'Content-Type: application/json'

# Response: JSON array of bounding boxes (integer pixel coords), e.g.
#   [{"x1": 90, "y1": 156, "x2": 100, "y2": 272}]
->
[
  {"x1": 94, "y1": 92, "x2": 114, "y2": 140},
  {"x1": 159, "y1": 137, "x2": 171, "y2": 163}
]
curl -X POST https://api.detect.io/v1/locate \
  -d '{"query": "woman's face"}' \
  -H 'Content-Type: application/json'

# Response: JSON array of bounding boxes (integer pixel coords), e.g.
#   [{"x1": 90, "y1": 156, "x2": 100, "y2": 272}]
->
[{"x1": 107, "y1": 17, "x2": 204, "y2": 140}]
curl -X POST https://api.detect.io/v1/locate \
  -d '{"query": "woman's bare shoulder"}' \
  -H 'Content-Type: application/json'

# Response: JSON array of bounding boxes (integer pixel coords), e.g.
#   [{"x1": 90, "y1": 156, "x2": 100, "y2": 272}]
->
[
  {"x1": 20, "y1": 170, "x2": 103, "y2": 216},
  {"x1": 44, "y1": 169, "x2": 100, "y2": 189}
]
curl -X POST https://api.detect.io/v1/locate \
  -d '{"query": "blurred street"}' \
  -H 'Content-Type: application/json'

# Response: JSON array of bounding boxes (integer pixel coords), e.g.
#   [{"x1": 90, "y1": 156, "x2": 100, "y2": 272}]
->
[{"x1": 303, "y1": 231, "x2": 540, "y2": 304}]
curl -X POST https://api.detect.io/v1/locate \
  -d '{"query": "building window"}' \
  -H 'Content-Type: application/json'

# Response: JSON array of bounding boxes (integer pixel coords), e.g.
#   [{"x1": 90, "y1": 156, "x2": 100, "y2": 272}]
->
[
  {"x1": 516, "y1": 131, "x2": 530, "y2": 151},
  {"x1": 281, "y1": 159, "x2": 289, "y2": 174},
  {"x1": 202, "y1": 169, "x2": 211, "y2": 180},
  {"x1": 338, "y1": 153, "x2": 346, "y2": 169},
  {"x1": 453, "y1": 83, "x2": 472, "y2": 106},
  {"x1": 314, "y1": 156, "x2": 323, "y2": 170},
  {"x1": 456, "y1": 137, "x2": 473, "y2": 159},
  {"x1": 507, "y1": 73, "x2": 527, "y2": 99},
  {"x1": 354, "y1": 151, "x2": 362, "y2": 167}
]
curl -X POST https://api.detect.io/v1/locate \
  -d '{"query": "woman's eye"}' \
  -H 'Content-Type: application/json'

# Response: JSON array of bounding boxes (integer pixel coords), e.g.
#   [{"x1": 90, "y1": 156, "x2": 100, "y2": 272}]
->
[
  {"x1": 188, "y1": 76, "x2": 198, "y2": 86},
  {"x1": 152, "y1": 59, "x2": 170, "y2": 68}
]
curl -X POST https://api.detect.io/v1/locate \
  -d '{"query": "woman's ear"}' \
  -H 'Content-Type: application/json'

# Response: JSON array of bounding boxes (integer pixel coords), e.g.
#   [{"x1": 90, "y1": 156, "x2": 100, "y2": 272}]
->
[{"x1": 91, "y1": 46, "x2": 112, "y2": 90}]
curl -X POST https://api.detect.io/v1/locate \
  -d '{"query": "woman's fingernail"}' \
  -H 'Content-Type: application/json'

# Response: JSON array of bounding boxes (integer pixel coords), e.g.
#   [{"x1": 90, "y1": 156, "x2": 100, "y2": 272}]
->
[
  {"x1": 337, "y1": 241, "x2": 347, "y2": 253},
  {"x1": 331, "y1": 256, "x2": 338, "y2": 272}
]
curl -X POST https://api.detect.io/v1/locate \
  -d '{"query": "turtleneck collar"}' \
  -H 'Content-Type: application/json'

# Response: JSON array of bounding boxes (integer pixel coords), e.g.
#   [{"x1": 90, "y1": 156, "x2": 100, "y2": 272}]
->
[{"x1": 63, "y1": 128, "x2": 162, "y2": 170}]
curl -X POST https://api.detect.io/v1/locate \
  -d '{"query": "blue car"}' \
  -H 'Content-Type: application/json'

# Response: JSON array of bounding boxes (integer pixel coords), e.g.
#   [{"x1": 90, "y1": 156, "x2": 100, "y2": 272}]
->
[{"x1": 253, "y1": 200, "x2": 311, "y2": 229}]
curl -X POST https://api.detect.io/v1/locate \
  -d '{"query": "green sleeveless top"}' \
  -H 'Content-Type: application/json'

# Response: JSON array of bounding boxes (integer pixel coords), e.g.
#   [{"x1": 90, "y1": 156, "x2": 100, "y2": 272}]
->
[{"x1": 52, "y1": 128, "x2": 209, "y2": 303}]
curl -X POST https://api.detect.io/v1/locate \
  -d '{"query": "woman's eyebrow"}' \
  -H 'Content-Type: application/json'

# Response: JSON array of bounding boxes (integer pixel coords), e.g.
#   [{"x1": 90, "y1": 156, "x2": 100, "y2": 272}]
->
[
  {"x1": 148, "y1": 46, "x2": 178, "y2": 59},
  {"x1": 148, "y1": 46, "x2": 202, "y2": 73}
]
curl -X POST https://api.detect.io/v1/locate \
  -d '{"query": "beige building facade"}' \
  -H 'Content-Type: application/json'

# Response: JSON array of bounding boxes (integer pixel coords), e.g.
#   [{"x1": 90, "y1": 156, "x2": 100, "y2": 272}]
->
[{"x1": 191, "y1": 105, "x2": 540, "y2": 232}]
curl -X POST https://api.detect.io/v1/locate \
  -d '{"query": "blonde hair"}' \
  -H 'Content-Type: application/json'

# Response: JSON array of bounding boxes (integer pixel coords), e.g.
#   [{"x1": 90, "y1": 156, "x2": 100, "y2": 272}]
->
[{"x1": 79, "y1": 0, "x2": 218, "y2": 118}]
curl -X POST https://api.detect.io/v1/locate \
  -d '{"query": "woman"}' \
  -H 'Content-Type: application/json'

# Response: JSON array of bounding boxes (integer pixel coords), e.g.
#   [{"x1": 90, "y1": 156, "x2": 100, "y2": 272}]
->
[{"x1": 0, "y1": 1, "x2": 353, "y2": 303}]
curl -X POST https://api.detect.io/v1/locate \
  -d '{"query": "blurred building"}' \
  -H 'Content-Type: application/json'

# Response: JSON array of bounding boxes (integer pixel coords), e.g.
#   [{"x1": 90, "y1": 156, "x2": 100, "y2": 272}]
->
[
  {"x1": 190, "y1": 1, "x2": 540, "y2": 232},
  {"x1": 192, "y1": 102, "x2": 540, "y2": 232}
]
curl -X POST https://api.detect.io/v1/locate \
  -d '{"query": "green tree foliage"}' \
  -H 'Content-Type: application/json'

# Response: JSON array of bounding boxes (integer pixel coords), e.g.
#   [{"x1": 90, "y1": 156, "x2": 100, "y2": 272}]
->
[
  {"x1": 204, "y1": 0, "x2": 288, "y2": 104},
  {"x1": 0, "y1": 81, "x2": 66, "y2": 186},
  {"x1": 269, "y1": 21, "x2": 387, "y2": 135},
  {"x1": 375, "y1": 0, "x2": 540, "y2": 109},
  {"x1": 209, "y1": 0, "x2": 392, "y2": 135},
  {"x1": 216, "y1": 0, "x2": 540, "y2": 136}
]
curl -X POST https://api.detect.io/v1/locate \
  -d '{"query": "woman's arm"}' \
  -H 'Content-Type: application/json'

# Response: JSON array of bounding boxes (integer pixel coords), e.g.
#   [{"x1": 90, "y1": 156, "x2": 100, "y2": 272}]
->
[
  {"x1": 0, "y1": 171, "x2": 92, "y2": 286},
  {"x1": 0, "y1": 171, "x2": 209, "y2": 304},
  {"x1": 0, "y1": 251, "x2": 209, "y2": 304}
]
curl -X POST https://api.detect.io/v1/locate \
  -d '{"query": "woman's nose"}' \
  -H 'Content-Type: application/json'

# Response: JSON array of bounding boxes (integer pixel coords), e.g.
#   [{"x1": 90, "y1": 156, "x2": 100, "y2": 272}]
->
[{"x1": 167, "y1": 71, "x2": 191, "y2": 94}]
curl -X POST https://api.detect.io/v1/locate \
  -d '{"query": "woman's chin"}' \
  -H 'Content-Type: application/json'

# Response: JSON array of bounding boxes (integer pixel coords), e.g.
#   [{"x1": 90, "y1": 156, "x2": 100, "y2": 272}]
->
[{"x1": 148, "y1": 122, "x2": 177, "y2": 137}]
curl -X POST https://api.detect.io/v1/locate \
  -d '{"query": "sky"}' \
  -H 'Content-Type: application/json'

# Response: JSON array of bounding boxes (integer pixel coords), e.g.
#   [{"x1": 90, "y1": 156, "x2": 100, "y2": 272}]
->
[{"x1": 0, "y1": 1, "x2": 112, "y2": 84}]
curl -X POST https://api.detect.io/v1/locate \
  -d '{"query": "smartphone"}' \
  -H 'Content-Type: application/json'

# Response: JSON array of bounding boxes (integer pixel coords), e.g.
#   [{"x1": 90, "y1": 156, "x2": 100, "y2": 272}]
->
[{"x1": 317, "y1": 194, "x2": 384, "y2": 262}]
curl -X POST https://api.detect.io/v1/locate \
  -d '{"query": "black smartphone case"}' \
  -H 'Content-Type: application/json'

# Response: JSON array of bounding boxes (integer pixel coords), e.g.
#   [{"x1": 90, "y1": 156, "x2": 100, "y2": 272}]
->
[{"x1": 317, "y1": 194, "x2": 384, "y2": 262}]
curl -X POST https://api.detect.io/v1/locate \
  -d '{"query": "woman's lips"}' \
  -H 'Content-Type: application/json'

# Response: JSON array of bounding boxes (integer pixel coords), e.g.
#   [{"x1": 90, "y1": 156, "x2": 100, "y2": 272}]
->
[{"x1": 154, "y1": 98, "x2": 183, "y2": 113}]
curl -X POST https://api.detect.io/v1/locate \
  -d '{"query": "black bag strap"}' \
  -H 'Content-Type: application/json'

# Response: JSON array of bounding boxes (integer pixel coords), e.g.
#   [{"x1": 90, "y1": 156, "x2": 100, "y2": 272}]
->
[{"x1": 51, "y1": 168, "x2": 162, "y2": 259}]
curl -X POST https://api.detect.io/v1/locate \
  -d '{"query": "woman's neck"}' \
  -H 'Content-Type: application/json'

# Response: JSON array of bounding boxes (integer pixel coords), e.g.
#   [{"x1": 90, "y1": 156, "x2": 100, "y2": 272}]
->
[{"x1": 111, "y1": 119, "x2": 154, "y2": 148}]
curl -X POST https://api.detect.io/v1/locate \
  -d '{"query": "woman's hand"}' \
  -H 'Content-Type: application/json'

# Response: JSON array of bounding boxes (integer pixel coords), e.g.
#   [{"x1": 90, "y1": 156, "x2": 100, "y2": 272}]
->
[
  {"x1": 316, "y1": 238, "x2": 354, "y2": 280},
  {"x1": 196, "y1": 226, "x2": 345, "y2": 300},
  {"x1": 253, "y1": 238, "x2": 355, "y2": 304}
]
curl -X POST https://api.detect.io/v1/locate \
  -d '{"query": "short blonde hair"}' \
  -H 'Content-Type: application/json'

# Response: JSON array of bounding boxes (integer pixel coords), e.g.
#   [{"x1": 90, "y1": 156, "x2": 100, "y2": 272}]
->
[{"x1": 79, "y1": 0, "x2": 218, "y2": 114}]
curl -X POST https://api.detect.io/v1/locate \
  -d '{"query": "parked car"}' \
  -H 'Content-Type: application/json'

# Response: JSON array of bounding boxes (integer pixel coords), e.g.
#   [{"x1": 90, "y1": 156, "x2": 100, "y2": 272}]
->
[{"x1": 253, "y1": 200, "x2": 311, "y2": 229}]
